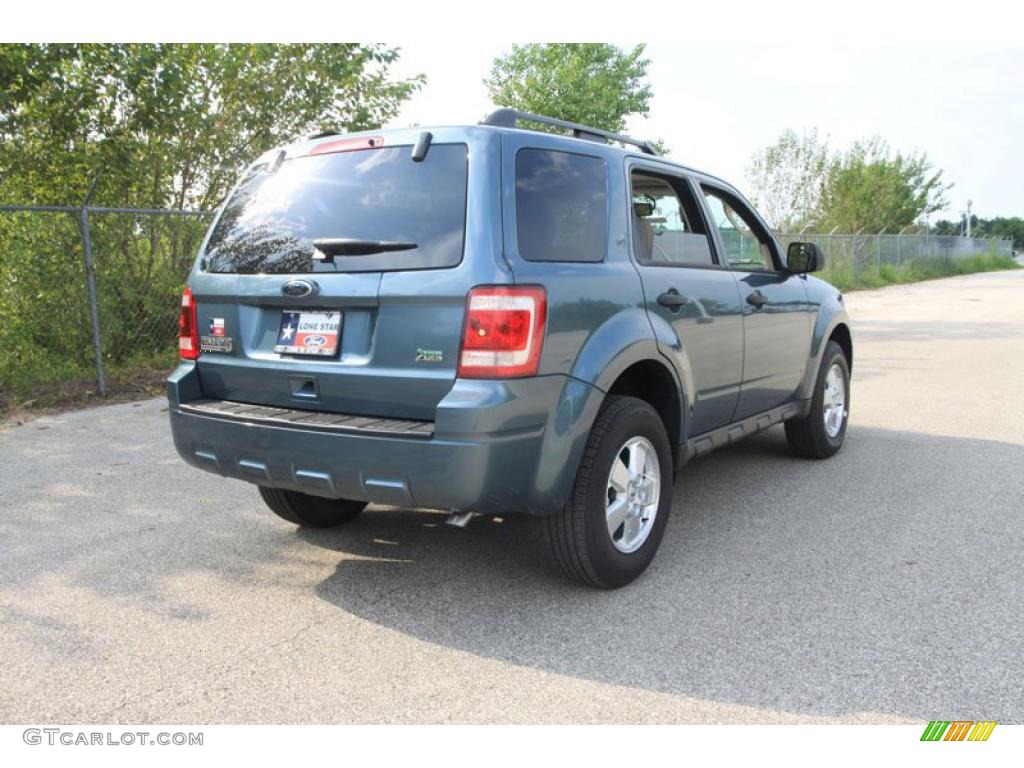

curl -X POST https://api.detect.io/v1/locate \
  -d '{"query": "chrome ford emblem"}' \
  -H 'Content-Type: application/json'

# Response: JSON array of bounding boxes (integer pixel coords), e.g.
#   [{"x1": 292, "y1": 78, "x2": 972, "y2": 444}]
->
[{"x1": 281, "y1": 279, "x2": 318, "y2": 298}]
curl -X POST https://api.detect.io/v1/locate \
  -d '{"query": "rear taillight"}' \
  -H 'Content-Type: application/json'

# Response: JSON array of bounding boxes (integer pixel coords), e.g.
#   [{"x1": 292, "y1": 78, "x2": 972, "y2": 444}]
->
[
  {"x1": 458, "y1": 286, "x2": 547, "y2": 378},
  {"x1": 178, "y1": 285, "x2": 200, "y2": 360}
]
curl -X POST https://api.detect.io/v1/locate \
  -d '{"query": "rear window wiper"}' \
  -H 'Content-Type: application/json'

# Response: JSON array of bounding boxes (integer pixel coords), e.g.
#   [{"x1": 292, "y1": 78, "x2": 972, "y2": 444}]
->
[{"x1": 313, "y1": 238, "x2": 418, "y2": 262}]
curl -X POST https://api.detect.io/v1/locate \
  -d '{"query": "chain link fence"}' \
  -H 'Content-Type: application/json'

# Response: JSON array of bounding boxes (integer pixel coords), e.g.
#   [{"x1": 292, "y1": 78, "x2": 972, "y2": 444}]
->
[
  {"x1": 0, "y1": 202, "x2": 1016, "y2": 408},
  {"x1": 0, "y1": 201, "x2": 212, "y2": 407},
  {"x1": 776, "y1": 231, "x2": 1014, "y2": 288}
]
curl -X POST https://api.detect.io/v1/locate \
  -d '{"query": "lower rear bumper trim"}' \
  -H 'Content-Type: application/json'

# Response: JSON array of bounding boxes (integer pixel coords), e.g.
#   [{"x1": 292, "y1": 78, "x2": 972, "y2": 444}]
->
[{"x1": 178, "y1": 398, "x2": 434, "y2": 439}]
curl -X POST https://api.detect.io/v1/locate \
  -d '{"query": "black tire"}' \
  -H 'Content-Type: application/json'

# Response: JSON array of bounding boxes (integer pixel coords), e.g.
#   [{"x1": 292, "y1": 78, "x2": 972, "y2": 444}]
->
[
  {"x1": 546, "y1": 395, "x2": 674, "y2": 589},
  {"x1": 258, "y1": 486, "x2": 367, "y2": 528},
  {"x1": 785, "y1": 340, "x2": 850, "y2": 459}
]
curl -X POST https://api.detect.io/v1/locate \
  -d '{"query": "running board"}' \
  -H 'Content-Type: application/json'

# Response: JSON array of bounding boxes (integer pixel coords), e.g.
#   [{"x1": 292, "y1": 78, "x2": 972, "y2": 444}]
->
[{"x1": 678, "y1": 400, "x2": 810, "y2": 468}]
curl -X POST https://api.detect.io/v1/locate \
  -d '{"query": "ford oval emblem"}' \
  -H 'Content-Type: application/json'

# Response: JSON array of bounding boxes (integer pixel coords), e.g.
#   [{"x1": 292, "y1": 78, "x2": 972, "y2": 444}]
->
[{"x1": 281, "y1": 279, "x2": 318, "y2": 298}]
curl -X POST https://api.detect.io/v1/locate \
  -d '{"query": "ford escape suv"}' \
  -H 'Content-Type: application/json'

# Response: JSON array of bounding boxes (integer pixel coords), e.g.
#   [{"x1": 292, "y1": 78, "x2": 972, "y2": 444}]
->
[{"x1": 168, "y1": 108, "x2": 852, "y2": 588}]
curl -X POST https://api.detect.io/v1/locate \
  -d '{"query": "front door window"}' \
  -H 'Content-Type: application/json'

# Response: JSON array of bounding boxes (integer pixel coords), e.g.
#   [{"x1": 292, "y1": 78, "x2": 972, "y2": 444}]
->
[{"x1": 701, "y1": 188, "x2": 777, "y2": 271}]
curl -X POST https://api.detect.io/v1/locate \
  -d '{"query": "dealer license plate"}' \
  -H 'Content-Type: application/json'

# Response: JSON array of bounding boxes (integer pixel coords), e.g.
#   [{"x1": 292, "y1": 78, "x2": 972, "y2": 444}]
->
[{"x1": 274, "y1": 311, "x2": 342, "y2": 357}]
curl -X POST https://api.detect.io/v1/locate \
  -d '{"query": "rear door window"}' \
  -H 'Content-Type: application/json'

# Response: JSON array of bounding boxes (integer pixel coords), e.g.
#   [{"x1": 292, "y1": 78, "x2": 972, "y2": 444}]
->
[
  {"x1": 515, "y1": 149, "x2": 608, "y2": 263},
  {"x1": 203, "y1": 144, "x2": 468, "y2": 273},
  {"x1": 630, "y1": 171, "x2": 715, "y2": 266}
]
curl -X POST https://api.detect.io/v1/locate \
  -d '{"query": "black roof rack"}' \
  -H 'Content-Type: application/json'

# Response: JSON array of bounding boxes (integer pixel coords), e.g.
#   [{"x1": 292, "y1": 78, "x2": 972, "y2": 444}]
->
[
  {"x1": 481, "y1": 108, "x2": 658, "y2": 155},
  {"x1": 307, "y1": 129, "x2": 340, "y2": 140}
]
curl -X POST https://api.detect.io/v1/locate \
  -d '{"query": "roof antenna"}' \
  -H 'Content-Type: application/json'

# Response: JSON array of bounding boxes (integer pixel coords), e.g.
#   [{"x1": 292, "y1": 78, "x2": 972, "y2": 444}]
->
[{"x1": 411, "y1": 131, "x2": 433, "y2": 162}]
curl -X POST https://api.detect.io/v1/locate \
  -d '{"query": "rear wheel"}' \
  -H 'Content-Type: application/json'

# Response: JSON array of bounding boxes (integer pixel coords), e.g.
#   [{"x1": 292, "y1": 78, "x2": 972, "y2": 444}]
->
[
  {"x1": 547, "y1": 395, "x2": 673, "y2": 589},
  {"x1": 258, "y1": 487, "x2": 366, "y2": 528},
  {"x1": 785, "y1": 340, "x2": 850, "y2": 459}
]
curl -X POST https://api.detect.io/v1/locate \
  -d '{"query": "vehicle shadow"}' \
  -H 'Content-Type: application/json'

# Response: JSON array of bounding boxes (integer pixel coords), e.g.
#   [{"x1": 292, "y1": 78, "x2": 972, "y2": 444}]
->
[{"x1": 299, "y1": 425, "x2": 1024, "y2": 722}]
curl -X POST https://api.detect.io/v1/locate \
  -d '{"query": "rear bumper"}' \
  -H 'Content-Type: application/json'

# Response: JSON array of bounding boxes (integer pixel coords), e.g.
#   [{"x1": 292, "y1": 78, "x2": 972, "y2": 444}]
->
[{"x1": 166, "y1": 363, "x2": 603, "y2": 515}]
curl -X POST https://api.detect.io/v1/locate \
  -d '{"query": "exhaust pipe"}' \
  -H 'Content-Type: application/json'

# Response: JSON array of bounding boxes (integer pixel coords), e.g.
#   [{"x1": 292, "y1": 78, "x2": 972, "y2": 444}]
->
[{"x1": 444, "y1": 512, "x2": 474, "y2": 528}]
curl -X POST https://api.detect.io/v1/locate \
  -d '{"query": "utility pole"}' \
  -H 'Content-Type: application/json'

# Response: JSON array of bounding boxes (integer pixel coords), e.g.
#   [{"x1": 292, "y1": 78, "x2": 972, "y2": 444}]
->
[{"x1": 966, "y1": 199, "x2": 973, "y2": 238}]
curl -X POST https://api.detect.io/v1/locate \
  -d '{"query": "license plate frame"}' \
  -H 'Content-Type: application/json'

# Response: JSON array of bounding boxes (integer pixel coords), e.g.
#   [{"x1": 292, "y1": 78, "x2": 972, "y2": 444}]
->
[{"x1": 274, "y1": 310, "x2": 343, "y2": 357}]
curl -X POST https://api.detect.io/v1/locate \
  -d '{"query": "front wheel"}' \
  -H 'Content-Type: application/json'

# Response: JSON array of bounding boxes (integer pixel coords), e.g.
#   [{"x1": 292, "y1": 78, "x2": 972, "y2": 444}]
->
[
  {"x1": 258, "y1": 487, "x2": 367, "y2": 528},
  {"x1": 785, "y1": 340, "x2": 850, "y2": 459},
  {"x1": 546, "y1": 395, "x2": 674, "y2": 589}
]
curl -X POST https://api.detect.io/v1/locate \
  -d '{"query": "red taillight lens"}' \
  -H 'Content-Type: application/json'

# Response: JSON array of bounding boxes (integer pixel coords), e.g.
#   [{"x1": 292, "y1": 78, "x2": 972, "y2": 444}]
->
[
  {"x1": 178, "y1": 285, "x2": 200, "y2": 360},
  {"x1": 458, "y1": 286, "x2": 547, "y2": 378}
]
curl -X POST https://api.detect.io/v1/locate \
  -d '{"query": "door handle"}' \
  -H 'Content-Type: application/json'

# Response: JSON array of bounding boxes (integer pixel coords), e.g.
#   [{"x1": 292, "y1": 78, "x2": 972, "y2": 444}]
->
[
  {"x1": 746, "y1": 290, "x2": 768, "y2": 308},
  {"x1": 657, "y1": 290, "x2": 690, "y2": 311}
]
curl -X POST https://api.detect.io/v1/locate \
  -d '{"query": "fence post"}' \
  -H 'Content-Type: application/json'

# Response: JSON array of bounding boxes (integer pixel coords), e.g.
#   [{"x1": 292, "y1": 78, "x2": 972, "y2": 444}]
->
[
  {"x1": 78, "y1": 178, "x2": 107, "y2": 397},
  {"x1": 897, "y1": 225, "x2": 911, "y2": 267},
  {"x1": 854, "y1": 227, "x2": 866, "y2": 277}
]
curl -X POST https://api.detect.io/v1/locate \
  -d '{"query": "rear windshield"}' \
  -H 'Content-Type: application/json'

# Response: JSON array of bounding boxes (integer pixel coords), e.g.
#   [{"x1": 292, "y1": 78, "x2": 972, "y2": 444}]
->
[{"x1": 202, "y1": 143, "x2": 468, "y2": 273}]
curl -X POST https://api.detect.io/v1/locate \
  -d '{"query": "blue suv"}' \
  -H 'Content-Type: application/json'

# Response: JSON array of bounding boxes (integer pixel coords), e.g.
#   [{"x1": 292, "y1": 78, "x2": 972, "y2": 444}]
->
[{"x1": 168, "y1": 109, "x2": 852, "y2": 588}]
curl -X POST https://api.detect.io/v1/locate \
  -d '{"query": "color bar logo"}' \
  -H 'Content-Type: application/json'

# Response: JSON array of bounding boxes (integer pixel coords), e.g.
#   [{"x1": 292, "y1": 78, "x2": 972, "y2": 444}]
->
[{"x1": 921, "y1": 721, "x2": 997, "y2": 741}]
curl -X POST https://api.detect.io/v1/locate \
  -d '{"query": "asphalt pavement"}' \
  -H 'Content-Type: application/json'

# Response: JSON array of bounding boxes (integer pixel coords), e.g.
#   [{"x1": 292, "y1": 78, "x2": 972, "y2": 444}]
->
[{"x1": 1, "y1": 268, "x2": 1022, "y2": 724}]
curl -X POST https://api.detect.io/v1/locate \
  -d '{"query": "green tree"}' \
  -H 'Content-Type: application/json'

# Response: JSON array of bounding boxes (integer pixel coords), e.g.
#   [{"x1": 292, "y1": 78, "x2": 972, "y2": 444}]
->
[
  {"x1": 973, "y1": 216, "x2": 1024, "y2": 248},
  {"x1": 932, "y1": 218, "x2": 961, "y2": 236},
  {"x1": 745, "y1": 129, "x2": 830, "y2": 231},
  {"x1": 815, "y1": 137, "x2": 950, "y2": 233},
  {"x1": 0, "y1": 44, "x2": 423, "y2": 211},
  {"x1": 748, "y1": 131, "x2": 952, "y2": 234},
  {"x1": 484, "y1": 44, "x2": 653, "y2": 134},
  {"x1": 0, "y1": 44, "x2": 423, "y2": 406}
]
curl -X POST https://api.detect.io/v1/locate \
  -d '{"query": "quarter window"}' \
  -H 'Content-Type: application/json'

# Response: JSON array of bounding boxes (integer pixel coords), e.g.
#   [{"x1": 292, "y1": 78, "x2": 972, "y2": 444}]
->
[{"x1": 515, "y1": 149, "x2": 608, "y2": 263}]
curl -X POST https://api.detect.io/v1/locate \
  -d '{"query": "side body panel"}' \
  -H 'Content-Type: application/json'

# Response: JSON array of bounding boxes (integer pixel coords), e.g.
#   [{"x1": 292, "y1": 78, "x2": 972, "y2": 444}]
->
[
  {"x1": 625, "y1": 161, "x2": 745, "y2": 436},
  {"x1": 729, "y1": 269, "x2": 813, "y2": 418},
  {"x1": 499, "y1": 132, "x2": 691, "y2": 447},
  {"x1": 497, "y1": 131, "x2": 676, "y2": 494},
  {"x1": 695, "y1": 176, "x2": 814, "y2": 419},
  {"x1": 799, "y1": 275, "x2": 853, "y2": 398}
]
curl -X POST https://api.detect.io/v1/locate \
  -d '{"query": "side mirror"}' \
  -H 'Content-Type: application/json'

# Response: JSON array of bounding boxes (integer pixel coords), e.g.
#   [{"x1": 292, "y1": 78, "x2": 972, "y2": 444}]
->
[{"x1": 786, "y1": 241, "x2": 824, "y2": 273}]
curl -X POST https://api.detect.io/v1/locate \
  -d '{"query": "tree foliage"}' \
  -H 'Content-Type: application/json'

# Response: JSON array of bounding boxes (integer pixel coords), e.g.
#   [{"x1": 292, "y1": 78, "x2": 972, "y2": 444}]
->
[
  {"x1": 979, "y1": 217, "x2": 1024, "y2": 247},
  {"x1": 747, "y1": 131, "x2": 951, "y2": 233},
  {"x1": 0, "y1": 43, "x2": 423, "y2": 209},
  {"x1": 934, "y1": 216, "x2": 1024, "y2": 247},
  {"x1": 0, "y1": 44, "x2": 422, "y2": 407},
  {"x1": 745, "y1": 129, "x2": 830, "y2": 230},
  {"x1": 815, "y1": 138, "x2": 950, "y2": 233},
  {"x1": 484, "y1": 44, "x2": 653, "y2": 134}
]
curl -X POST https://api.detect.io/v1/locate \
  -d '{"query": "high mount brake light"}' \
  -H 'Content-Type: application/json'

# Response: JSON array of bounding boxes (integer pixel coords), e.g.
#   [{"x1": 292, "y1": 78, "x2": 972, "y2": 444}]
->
[
  {"x1": 178, "y1": 286, "x2": 199, "y2": 360},
  {"x1": 458, "y1": 286, "x2": 547, "y2": 378},
  {"x1": 307, "y1": 136, "x2": 385, "y2": 156}
]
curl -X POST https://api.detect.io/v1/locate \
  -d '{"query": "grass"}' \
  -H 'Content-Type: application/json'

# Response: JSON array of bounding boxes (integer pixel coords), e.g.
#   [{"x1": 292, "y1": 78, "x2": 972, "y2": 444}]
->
[
  {"x1": 0, "y1": 350, "x2": 175, "y2": 419},
  {"x1": 823, "y1": 251, "x2": 1019, "y2": 293}
]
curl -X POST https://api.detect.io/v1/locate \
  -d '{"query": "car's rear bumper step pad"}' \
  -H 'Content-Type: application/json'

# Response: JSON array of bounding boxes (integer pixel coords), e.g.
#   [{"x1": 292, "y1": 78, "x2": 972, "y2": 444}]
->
[{"x1": 178, "y1": 399, "x2": 434, "y2": 438}]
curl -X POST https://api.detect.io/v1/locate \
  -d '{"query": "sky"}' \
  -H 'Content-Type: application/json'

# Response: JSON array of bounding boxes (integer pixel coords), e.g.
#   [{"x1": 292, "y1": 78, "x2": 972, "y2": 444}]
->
[{"x1": 386, "y1": 42, "x2": 1024, "y2": 221}]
